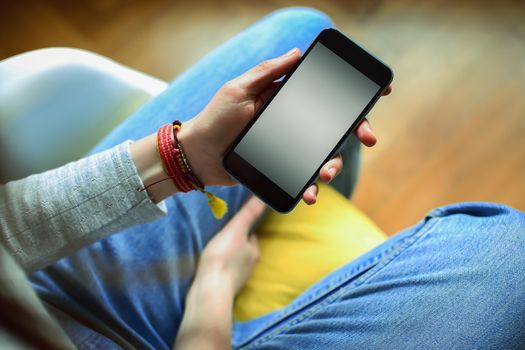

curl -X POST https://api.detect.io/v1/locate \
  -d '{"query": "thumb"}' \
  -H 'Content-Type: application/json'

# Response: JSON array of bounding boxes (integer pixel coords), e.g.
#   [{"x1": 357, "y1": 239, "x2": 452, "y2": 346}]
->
[{"x1": 232, "y1": 48, "x2": 301, "y2": 95}]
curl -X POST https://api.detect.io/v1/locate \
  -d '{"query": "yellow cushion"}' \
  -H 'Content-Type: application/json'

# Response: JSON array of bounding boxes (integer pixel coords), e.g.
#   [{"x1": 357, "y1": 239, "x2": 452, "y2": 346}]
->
[{"x1": 233, "y1": 183, "x2": 387, "y2": 321}]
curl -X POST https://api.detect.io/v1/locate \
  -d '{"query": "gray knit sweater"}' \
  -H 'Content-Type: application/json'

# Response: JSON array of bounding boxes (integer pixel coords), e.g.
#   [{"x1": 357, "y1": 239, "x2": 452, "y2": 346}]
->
[{"x1": 0, "y1": 141, "x2": 167, "y2": 349}]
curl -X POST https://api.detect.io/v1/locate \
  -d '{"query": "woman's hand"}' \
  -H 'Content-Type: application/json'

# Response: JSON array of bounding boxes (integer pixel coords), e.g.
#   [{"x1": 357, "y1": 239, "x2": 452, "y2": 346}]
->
[
  {"x1": 178, "y1": 48, "x2": 392, "y2": 205},
  {"x1": 195, "y1": 195, "x2": 265, "y2": 294},
  {"x1": 174, "y1": 196, "x2": 265, "y2": 350}
]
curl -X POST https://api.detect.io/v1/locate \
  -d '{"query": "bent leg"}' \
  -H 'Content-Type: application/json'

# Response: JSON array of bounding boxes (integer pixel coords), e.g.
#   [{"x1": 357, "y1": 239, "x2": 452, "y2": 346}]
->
[
  {"x1": 30, "y1": 8, "x2": 333, "y2": 350},
  {"x1": 88, "y1": 7, "x2": 333, "y2": 153},
  {"x1": 235, "y1": 203, "x2": 525, "y2": 349}
]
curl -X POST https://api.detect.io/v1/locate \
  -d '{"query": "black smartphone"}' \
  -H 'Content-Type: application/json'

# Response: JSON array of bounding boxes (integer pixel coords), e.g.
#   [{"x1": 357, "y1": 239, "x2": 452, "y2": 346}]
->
[{"x1": 223, "y1": 28, "x2": 393, "y2": 213}]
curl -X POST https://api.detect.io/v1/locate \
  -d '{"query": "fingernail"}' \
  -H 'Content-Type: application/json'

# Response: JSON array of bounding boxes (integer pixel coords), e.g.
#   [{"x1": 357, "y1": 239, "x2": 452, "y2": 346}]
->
[
  {"x1": 328, "y1": 167, "x2": 336, "y2": 178},
  {"x1": 283, "y1": 48, "x2": 298, "y2": 56}
]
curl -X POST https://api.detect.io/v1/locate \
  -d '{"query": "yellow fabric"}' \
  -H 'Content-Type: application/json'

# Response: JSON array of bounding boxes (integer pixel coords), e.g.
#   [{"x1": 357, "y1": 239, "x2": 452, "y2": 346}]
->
[
  {"x1": 233, "y1": 183, "x2": 387, "y2": 321},
  {"x1": 203, "y1": 190, "x2": 228, "y2": 219}
]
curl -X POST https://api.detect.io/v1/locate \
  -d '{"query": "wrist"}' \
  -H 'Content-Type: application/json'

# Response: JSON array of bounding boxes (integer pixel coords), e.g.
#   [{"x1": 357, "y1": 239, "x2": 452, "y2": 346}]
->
[
  {"x1": 177, "y1": 265, "x2": 234, "y2": 350},
  {"x1": 130, "y1": 133, "x2": 179, "y2": 203},
  {"x1": 187, "y1": 268, "x2": 235, "y2": 311},
  {"x1": 178, "y1": 118, "x2": 233, "y2": 187},
  {"x1": 193, "y1": 265, "x2": 235, "y2": 294},
  {"x1": 177, "y1": 121, "x2": 210, "y2": 186}
]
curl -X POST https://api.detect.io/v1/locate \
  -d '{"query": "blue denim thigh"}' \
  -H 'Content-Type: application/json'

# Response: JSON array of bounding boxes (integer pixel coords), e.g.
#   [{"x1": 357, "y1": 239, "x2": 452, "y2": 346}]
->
[{"x1": 234, "y1": 202, "x2": 525, "y2": 350}]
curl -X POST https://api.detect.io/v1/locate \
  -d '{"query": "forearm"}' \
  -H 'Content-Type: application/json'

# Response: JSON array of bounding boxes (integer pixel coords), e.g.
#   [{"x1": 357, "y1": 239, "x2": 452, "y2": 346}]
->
[
  {"x1": 174, "y1": 270, "x2": 234, "y2": 350},
  {"x1": 0, "y1": 141, "x2": 167, "y2": 272},
  {"x1": 0, "y1": 124, "x2": 192, "y2": 272}
]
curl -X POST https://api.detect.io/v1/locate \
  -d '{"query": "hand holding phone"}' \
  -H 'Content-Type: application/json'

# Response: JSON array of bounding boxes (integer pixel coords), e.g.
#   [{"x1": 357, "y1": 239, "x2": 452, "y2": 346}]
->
[
  {"x1": 179, "y1": 31, "x2": 392, "y2": 210},
  {"x1": 223, "y1": 29, "x2": 393, "y2": 212}
]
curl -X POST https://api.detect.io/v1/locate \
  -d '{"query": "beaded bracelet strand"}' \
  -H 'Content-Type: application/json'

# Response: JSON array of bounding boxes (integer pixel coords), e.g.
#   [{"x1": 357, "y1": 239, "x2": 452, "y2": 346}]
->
[
  {"x1": 137, "y1": 121, "x2": 228, "y2": 219},
  {"x1": 170, "y1": 121, "x2": 228, "y2": 219}
]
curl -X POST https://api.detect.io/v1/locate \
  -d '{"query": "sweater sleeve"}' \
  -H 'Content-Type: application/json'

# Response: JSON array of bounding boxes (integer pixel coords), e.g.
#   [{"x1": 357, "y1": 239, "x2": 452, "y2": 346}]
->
[{"x1": 0, "y1": 141, "x2": 167, "y2": 272}]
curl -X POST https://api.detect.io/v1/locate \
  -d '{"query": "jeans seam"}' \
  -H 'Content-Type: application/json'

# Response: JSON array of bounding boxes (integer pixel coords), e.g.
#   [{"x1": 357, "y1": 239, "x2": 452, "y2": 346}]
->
[
  {"x1": 240, "y1": 216, "x2": 442, "y2": 349},
  {"x1": 236, "y1": 246, "x2": 394, "y2": 344},
  {"x1": 236, "y1": 237, "x2": 414, "y2": 347},
  {"x1": 257, "y1": 230, "x2": 417, "y2": 329}
]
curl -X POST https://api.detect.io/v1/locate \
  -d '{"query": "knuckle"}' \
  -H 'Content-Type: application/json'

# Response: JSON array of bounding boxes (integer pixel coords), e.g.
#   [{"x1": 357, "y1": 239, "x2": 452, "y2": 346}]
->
[
  {"x1": 221, "y1": 81, "x2": 235, "y2": 92},
  {"x1": 221, "y1": 81, "x2": 241, "y2": 96},
  {"x1": 257, "y1": 59, "x2": 273, "y2": 71}
]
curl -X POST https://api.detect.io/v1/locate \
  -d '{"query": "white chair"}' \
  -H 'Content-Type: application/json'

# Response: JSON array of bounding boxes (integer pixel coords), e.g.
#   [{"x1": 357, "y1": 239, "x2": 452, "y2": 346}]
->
[{"x1": 0, "y1": 48, "x2": 168, "y2": 181}]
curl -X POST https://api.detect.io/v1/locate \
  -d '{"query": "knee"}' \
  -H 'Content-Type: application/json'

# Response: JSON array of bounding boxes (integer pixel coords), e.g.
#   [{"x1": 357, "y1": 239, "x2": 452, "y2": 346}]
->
[
  {"x1": 432, "y1": 202, "x2": 525, "y2": 266},
  {"x1": 419, "y1": 204, "x2": 525, "y2": 329},
  {"x1": 434, "y1": 202, "x2": 524, "y2": 235},
  {"x1": 264, "y1": 7, "x2": 333, "y2": 36},
  {"x1": 483, "y1": 205, "x2": 525, "y2": 258}
]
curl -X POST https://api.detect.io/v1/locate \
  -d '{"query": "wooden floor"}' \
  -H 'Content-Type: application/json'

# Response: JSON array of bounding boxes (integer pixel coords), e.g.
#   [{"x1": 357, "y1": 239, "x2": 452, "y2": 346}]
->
[{"x1": 1, "y1": 0, "x2": 524, "y2": 234}]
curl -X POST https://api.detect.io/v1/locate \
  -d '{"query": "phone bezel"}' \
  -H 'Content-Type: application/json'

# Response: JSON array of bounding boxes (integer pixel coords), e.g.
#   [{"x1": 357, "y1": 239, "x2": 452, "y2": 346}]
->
[{"x1": 223, "y1": 28, "x2": 393, "y2": 213}]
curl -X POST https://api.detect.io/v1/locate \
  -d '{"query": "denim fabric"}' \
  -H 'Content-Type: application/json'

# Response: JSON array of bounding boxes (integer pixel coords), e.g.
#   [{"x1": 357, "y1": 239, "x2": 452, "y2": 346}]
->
[
  {"x1": 30, "y1": 7, "x2": 525, "y2": 350},
  {"x1": 233, "y1": 203, "x2": 525, "y2": 349}
]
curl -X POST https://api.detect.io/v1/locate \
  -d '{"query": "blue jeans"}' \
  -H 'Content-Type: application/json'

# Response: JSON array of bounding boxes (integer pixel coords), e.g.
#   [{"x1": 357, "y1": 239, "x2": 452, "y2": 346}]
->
[{"x1": 30, "y1": 7, "x2": 525, "y2": 350}]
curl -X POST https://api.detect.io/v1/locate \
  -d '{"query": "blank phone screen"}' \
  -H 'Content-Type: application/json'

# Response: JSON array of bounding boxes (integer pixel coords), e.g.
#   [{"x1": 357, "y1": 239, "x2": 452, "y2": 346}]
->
[{"x1": 234, "y1": 42, "x2": 380, "y2": 197}]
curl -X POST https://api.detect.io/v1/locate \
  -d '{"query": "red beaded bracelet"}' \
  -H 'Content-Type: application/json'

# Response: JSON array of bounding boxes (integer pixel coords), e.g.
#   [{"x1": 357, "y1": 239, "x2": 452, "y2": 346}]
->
[
  {"x1": 157, "y1": 122, "x2": 194, "y2": 192},
  {"x1": 140, "y1": 120, "x2": 227, "y2": 219}
]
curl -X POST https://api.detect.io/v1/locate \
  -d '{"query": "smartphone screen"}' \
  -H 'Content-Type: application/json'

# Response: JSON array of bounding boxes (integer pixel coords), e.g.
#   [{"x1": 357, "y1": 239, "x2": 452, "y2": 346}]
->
[{"x1": 233, "y1": 42, "x2": 381, "y2": 198}]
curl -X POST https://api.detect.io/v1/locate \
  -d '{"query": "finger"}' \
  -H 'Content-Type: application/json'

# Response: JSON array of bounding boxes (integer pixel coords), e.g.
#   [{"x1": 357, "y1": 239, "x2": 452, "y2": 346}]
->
[
  {"x1": 382, "y1": 85, "x2": 392, "y2": 96},
  {"x1": 319, "y1": 153, "x2": 343, "y2": 183},
  {"x1": 302, "y1": 183, "x2": 319, "y2": 205},
  {"x1": 248, "y1": 232, "x2": 258, "y2": 244},
  {"x1": 231, "y1": 48, "x2": 301, "y2": 95},
  {"x1": 255, "y1": 81, "x2": 281, "y2": 112},
  {"x1": 246, "y1": 233, "x2": 260, "y2": 263},
  {"x1": 354, "y1": 119, "x2": 377, "y2": 147},
  {"x1": 248, "y1": 233, "x2": 260, "y2": 253},
  {"x1": 225, "y1": 196, "x2": 266, "y2": 235}
]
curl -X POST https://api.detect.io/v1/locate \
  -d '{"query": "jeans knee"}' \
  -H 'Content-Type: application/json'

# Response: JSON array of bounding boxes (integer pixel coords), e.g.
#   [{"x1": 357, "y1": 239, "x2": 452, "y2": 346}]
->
[
  {"x1": 264, "y1": 7, "x2": 333, "y2": 34},
  {"x1": 430, "y1": 202, "x2": 525, "y2": 268},
  {"x1": 489, "y1": 206, "x2": 525, "y2": 261}
]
